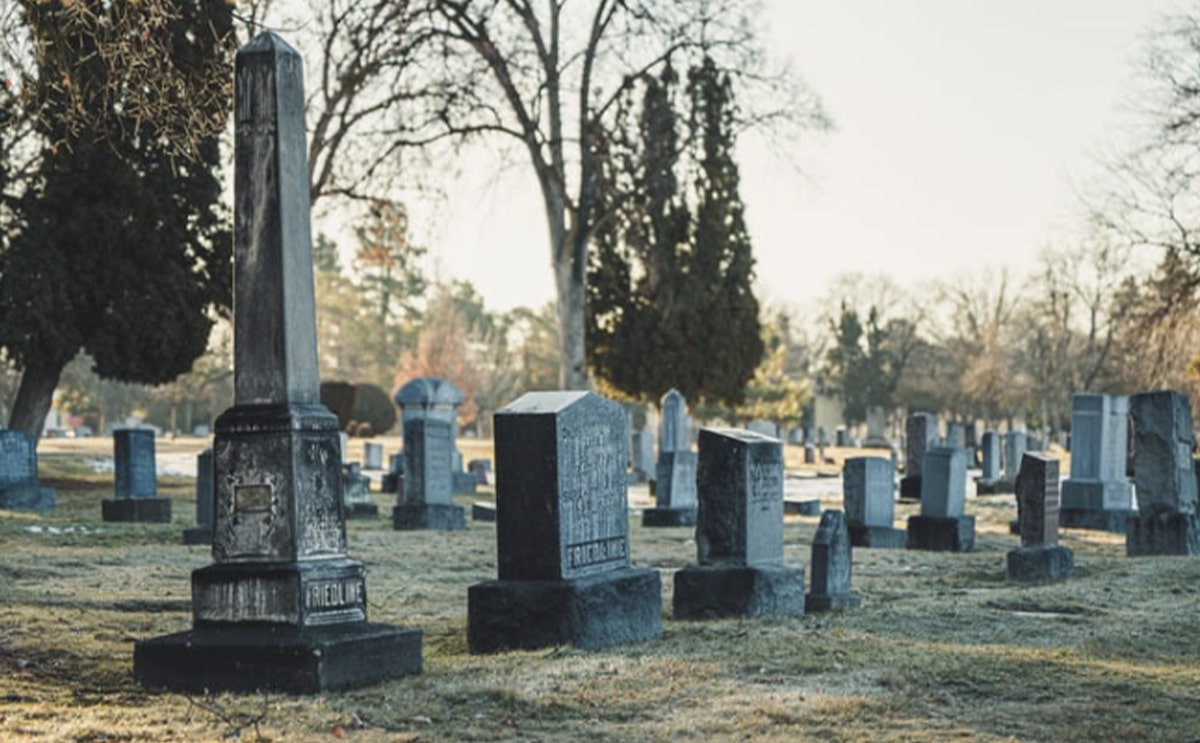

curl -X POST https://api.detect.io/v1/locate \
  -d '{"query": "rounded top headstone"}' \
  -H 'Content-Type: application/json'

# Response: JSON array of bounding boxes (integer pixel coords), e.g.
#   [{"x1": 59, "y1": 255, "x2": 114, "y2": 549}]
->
[{"x1": 394, "y1": 377, "x2": 465, "y2": 407}]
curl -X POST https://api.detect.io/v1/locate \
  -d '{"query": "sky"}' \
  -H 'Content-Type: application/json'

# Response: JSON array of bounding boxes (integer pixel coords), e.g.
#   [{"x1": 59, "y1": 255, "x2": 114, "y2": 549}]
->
[{"x1": 386, "y1": 0, "x2": 1185, "y2": 313}]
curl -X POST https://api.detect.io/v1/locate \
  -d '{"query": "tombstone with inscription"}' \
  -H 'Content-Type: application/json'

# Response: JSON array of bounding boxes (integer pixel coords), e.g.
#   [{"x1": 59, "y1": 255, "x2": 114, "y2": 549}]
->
[
  {"x1": 1007, "y1": 453, "x2": 1073, "y2": 581},
  {"x1": 1059, "y1": 393, "x2": 1134, "y2": 533},
  {"x1": 906, "y1": 446, "x2": 974, "y2": 551},
  {"x1": 395, "y1": 376, "x2": 476, "y2": 496},
  {"x1": 468, "y1": 391, "x2": 661, "y2": 652},
  {"x1": 843, "y1": 456, "x2": 905, "y2": 548},
  {"x1": 644, "y1": 388, "x2": 698, "y2": 527},
  {"x1": 134, "y1": 32, "x2": 421, "y2": 693},
  {"x1": 102, "y1": 428, "x2": 170, "y2": 522},
  {"x1": 673, "y1": 429, "x2": 806, "y2": 619},
  {"x1": 806, "y1": 510, "x2": 862, "y2": 611},
  {"x1": 362, "y1": 441, "x2": 384, "y2": 470},
  {"x1": 975, "y1": 431, "x2": 1003, "y2": 494},
  {"x1": 182, "y1": 448, "x2": 214, "y2": 545},
  {"x1": 343, "y1": 462, "x2": 378, "y2": 519},
  {"x1": 1126, "y1": 390, "x2": 1200, "y2": 556},
  {"x1": 0, "y1": 430, "x2": 55, "y2": 511},
  {"x1": 393, "y1": 417, "x2": 465, "y2": 530},
  {"x1": 899, "y1": 412, "x2": 938, "y2": 501}
]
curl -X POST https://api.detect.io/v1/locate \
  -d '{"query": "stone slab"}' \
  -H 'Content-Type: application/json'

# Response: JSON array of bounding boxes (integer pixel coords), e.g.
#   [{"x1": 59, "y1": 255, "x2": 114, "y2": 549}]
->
[
  {"x1": 672, "y1": 564, "x2": 805, "y2": 620},
  {"x1": 641, "y1": 507, "x2": 697, "y2": 527},
  {"x1": 1006, "y1": 545, "x2": 1074, "y2": 582},
  {"x1": 392, "y1": 503, "x2": 465, "y2": 531},
  {"x1": 906, "y1": 515, "x2": 975, "y2": 552},
  {"x1": 847, "y1": 524, "x2": 907, "y2": 549},
  {"x1": 102, "y1": 498, "x2": 171, "y2": 523},
  {"x1": 134, "y1": 622, "x2": 422, "y2": 694},
  {"x1": 467, "y1": 566, "x2": 661, "y2": 653},
  {"x1": 1059, "y1": 507, "x2": 1131, "y2": 534},
  {"x1": 1126, "y1": 511, "x2": 1200, "y2": 557},
  {"x1": 0, "y1": 486, "x2": 56, "y2": 512},
  {"x1": 783, "y1": 499, "x2": 822, "y2": 516},
  {"x1": 471, "y1": 501, "x2": 496, "y2": 522},
  {"x1": 898, "y1": 476, "x2": 921, "y2": 502},
  {"x1": 1060, "y1": 479, "x2": 1133, "y2": 511},
  {"x1": 804, "y1": 592, "x2": 863, "y2": 612}
]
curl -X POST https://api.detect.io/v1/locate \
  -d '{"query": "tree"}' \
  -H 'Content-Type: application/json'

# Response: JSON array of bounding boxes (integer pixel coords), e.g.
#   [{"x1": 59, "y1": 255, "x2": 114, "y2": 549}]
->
[
  {"x1": 0, "y1": 1, "x2": 234, "y2": 438},
  {"x1": 820, "y1": 302, "x2": 913, "y2": 427}
]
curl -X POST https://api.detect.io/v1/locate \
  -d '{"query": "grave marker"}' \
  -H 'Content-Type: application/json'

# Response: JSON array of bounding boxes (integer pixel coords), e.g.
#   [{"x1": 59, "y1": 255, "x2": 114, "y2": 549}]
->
[
  {"x1": 343, "y1": 462, "x2": 378, "y2": 519},
  {"x1": 1007, "y1": 453, "x2": 1073, "y2": 581},
  {"x1": 1060, "y1": 393, "x2": 1133, "y2": 533},
  {"x1": 899, "y1": 412, "x2": 937, "y2": 501},
  {"x1": 906, "y1": 446, "x2": 975, "y2": 551},
  {"x1": 644, "y1": 388, "x2": 697, "y2": 527},
  {"x1": 806, "y1": 510, "x2": 862, "y2": 611},
  {"x1": 182, "y1": 448, "x2": 214, "y2": 545},
  {"x1": 842, "y1": 456, "x2": 904, "y2": 548},
  {"x1": 975, "y1": 431, "x2": 1002, "y2": 494},
  {"x1": 0, "y1": 429, "x2": 55, "y2": 512},
  {"x1": 1126, "y1": 390, "x2": 1200, "y2": 556},
  {"x1": 102, "y1": 429, "x2": 170, "y2": 522}
]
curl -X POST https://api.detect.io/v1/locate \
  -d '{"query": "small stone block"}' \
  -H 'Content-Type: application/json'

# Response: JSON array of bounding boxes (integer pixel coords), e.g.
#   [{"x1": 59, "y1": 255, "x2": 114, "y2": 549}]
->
[
  {"x1": 1059, "y1": 507, "x2": 1130, "y2": 534},
  {"x1": 182, "y1": 526, "x2": 212, "y2": 546},
  {"x1": 783, "y1": 499, "x2": 821, "y2": 516},
  {"x1": 0, "y1": 486, "x2": 56, "y2": 512},
  {"x1": 1006, "y1": 545, "x2": 1074, "y2": 582},
  {"x1": 641, "y1": 507, "x2": 697, "y2": 527},
  {"x1": 471, "y1": 501, "x2": 496, "y2": 522},
  {"x1": 452, "y1": 472, "x2": 478, "y2": 495},
  {"x1": 345, "y1": 502, "x2": 380, "y2": 519},
  {"x1": 672, "y1": 564, "x2": 805, "y2": 620},
  {"x1": 1125, "y1": 511, "x2": 1200, "y2": 557},
  {"x1": 392, "y1": 503, "x2": 465, "y2": 531},
  {"x1": 847, "y1": 523, "x2": 907, "y2": 549},
  {"x1": 102, "y1": 498, "x2": 172, "y2": 523},
  {"x1": 133, "y1": 622, "x2": 422, "y2": 694},
  {"x1": 468, "y1": 567, "x2": 662, "y2": 653},
  {"x1": 804, "y1": 592, "x2": 863, "y2": 612},
  {"x1": 898, "y1": 476, "x2": 921, "y2": 502},
  {"x1": 906, "y1": 514, "x2": 975, "y2": 552}
]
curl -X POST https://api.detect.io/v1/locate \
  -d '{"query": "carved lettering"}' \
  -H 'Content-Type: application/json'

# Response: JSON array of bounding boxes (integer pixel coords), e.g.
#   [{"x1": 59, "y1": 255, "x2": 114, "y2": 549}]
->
[
  {"x1": 566, "y1": 536, "x2": 628, "y2": 570},
  {"x1": 305, "y1": 579, "x2": 363, "y2": 610}
]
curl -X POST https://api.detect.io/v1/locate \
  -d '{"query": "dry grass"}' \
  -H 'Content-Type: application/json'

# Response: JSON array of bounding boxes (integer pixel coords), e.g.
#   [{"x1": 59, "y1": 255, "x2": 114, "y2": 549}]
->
[{"x1": 1, "y1": 441, "x2": 1199, "y2": 742}]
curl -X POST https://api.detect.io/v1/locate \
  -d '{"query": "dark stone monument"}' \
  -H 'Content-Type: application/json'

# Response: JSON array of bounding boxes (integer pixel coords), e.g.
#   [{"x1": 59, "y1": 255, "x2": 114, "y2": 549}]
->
[
  {"x1": 803, "y1": 443, "x2": 816, "y2": 465},
  {"x1": 673, "y1": 428, "x2": 805, "y2": 619},
  {"x1": 182, "y1": 448, "x2": 214, "y2": 545},
  {"x1": 467, "y1": 458, "x2": 491, "y2": 485},
  {"x1": 468, "y1": 391, "x2": 662, "y2": 652},
  {"x1": 899, "y1": 412, "x2": 937, "y2": 501},
  {"x1": 393, "y1": 417, "x2": 465, "y2": 530},
  {"x1": 1060, "y1": 393, "x2": 1133, "y2": 533},
  {"x1": 906, "y1": 447, "x2": 975, "y2": 551},
  {"x1": 134, "y1": 32, "x2": 421, "y2": 694},
  {"x1": 975, "y1": 431, "x2": 1002, "y2": 494},
  {"x1": 643, "y1": 388, "x2": 697, "y2": 527},
  {"x1": 1126, "y1": 390, "x2": 1200, "y2": 556},
  {"x1": 381, "y1": 452, "x2": 404, "y2": 494},
  {"x1": 995, "y1": 430, "x2": 1028, "y2": 494},
  {"x1": 1007, "y1": 453, "x2": 1073, "y2": 581},
  {"x1": 102, "y1": 429, "x2": 170, "y2": 523},
  {"x1": 806, "y1": 510, "x2": 862, "y2": 611},
  {"x1": 843, "y1": 456, "x2": 904, "y2": 548},
  {"x1": 342, "y1": 462, "x2": 379, "y2": 519},
  {"x1": 0, "y1": 429, "x2": 55, "y2": 511}
]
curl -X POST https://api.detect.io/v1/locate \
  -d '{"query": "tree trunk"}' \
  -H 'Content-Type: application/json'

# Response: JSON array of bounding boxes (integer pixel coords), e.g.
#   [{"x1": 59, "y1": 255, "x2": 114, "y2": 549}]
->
[
  {"x1": 8, "y1": 359, "x2": 66, "y2": 440},
  {"x1": 555, "y1": 240, "x2": 589, "y2": 391}
]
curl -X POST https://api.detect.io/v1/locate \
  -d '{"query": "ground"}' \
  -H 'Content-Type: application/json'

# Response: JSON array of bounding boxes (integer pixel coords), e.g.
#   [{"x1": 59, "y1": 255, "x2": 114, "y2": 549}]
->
[{"x1": 1, "y1": 438, "x2": 1198, "y2": 742}]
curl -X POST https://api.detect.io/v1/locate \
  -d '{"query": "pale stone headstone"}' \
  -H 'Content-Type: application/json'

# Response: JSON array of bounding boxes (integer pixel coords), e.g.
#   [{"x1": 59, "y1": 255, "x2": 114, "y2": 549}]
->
[
  {"x1": 362, "y1": 441, "x2": 383, "y2": 470},
  {"x1": 394, "y1": 417, "x2": 463, "y2": 529},
  {"x1": 343, "y1": 462, "x2": 378, "y2": 519},
  {"x1": 975, "y1": 431, "x2": 1002, "y2": 494},
  {"x1": 806, "y1": 510, "x2": 862, "y2": 611},
  {"x1": 842, "y1": 456, "x2": 904, "y2": 548},
  {"x1": 645, "y1": 388, "x2": 697, "y2": 527},
  {"x1": 1060, "y1": 393, "x2": 1133, "y2": 532}
]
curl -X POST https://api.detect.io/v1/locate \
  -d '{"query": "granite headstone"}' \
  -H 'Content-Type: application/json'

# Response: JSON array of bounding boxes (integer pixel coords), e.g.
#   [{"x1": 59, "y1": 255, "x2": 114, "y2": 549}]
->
[
  {"x1": 644, "y1": 388, "x2": 697, "y2": 527},
  {"x1": 1060, "y1": 393, "x2": 1133, "y2": 533},
  {"x1": 842, "y1": 456, "x2": 904, "y2": 548},
  {"x1": 1007, "y1": 453, "x2": 1073, "y2": 581},
  {"x1": 0, "y1": 429, "x2": 55, "y2": 511},
  {"x1": 102, "y1": 428, "x2": 170, "y2": 522},
  {"x1": 899, "y1": 412, "x2": 937, "y2": 501},
  {"x1": 907, "y1": 447, "x2": 974, "y2": 551},
  {"x1": 806, "y1": 510, "x2": 862, "y2": 611},
  {"x1": 182, "y1": 448, "x2": 214, "y2": 545},
  {"x1": 1126, "y1": 390, "x2": 1200, "y2": 556}
]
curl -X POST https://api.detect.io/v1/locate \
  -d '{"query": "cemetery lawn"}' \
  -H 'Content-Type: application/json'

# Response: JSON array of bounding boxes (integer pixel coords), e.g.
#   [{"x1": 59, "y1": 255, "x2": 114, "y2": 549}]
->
[{"x1": 2, "y1": 442, "x2": 1199, "y2": 742}]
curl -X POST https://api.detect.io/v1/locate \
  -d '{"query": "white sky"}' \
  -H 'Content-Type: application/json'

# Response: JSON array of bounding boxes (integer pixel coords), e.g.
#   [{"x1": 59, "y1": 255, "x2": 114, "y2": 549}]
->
[{"x1": 348, "y1": 0, "x2": 1184, "y2": 313}]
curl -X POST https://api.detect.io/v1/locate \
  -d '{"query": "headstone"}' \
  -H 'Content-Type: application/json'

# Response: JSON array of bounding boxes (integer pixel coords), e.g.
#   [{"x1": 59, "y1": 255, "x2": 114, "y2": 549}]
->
[
  {"x1": 899, "y1": 412, "x2": 937, "y2": 501},
  {"x1": 835, "y1": 426, "x2": 848, "y2": 447},
  {"x1": 946, "y1": 421, "x2": 966, "y2": 451},
  {"x1": 1059, "y1": 393, "x2": 1134, "y2": 532},
  {"x1": 817, "y1": 426, "x2": 828, "y2": 446},
  {"x1": 673, "y1": 428, "x2": 805, "y2": 619},
  {"x1": 842, "y1": 456, "x2": 904, "y2": 548},
  {"x1": 0, "y1": 429, "x2": 55, "y2": 512},
  {"x1": 394, "y1": 376, "x2": 476, "y2": 495},
  {"x1": 804, "y1": 443, "x2": 816, "y2": 465},
  {"x1": 182, "y1": 448, "x2": 214, "y2": 545},
  {"x1": 975, "y1": 431, "x2": 1003, "y2": 494},
  {"x1": 1007, "y1": 453, "x2": 1073, "y2": 581},
  {"x1": 964, "y1": 422, "x2": 978, "y2": 450},
  {"x1": 134, "y1": 32, "x2": 421, "y2": 694},
  {"x1": 362, "y1": 441, "x2": 384, "y2": 470},
  {"x1": 864, "y1": 406, "x2": 889, "y2": 447},
  {"x1": 998, "y1": 430, "x2": 1028, "y2": 493},
  {"x1": 629, "y1": 424, "x2": 656, "y2": 483},
  {"x1": 381, "y1": 451, "x2": 404, "y2": 493},
  {"x1": 747, "y1": 420, "x2": 779, "y2": 439},
  {"x1": 393, "y1": 417, "x2": 465, "y2": 530},
  {"x1": 467, "y1": 458, "x2": 491, "y2": 485},
  {"x1": 468, "y1": 391, "x2": 662, "y2": 652},
  {"x1": 806, "y1": 510, "x2": 862, "y2": 611},
  {"x1": 644, "y1": 389, "x2": 698, "y2": 527},
  {"x1": 342, "y1": 462, "x2": 378, "y2": 519},
  {"x1": 102, "y1": 428, "x2": 170, "y2": 522},
  {"x1": 1126, "y1": 390, "x2": 1200, "y2": 556},
  {"x1": 906, "y1": 447, "x2": 974, "y2": 551}
]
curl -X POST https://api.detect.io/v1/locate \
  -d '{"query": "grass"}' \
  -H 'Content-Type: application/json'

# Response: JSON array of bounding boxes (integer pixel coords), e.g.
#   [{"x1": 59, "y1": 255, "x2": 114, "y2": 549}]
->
[{"x1": 1, "y1": 440, "x2": 1199, "y2": 741}]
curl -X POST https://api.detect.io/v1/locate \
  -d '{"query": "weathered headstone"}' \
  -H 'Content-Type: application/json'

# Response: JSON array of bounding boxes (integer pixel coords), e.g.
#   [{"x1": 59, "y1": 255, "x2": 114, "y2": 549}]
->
[
  {"x1": 467, "y1": 458, "x2": 491, "y2": 485},
  {"x1": 946, "y1": 421, "x2": 966, "y2": 451},
  {"x1": 1007, "y1": 453, "x2": 1073, "y2": 581},
  {"x1": 644, "y1": 388, "x2": 697, "y2": 527},
  {"x1": 1126, "y1": 390, "x2": 1200, "y2": 556},
  {"x1": 381, "y1": 452, "x2": 404, "y2": 494},
  {"x1": 899, "y1": 412, "x2": 938, "y2": 501},
  {"x1": 629, "y1": 424, "x2": 656, "y2": 483},
  {"x1": 394, "y1": 376, "x2": 476, "y2": 495},
  {"x1": 102, "y1": 428, "x2": 170, "y2": 522},
  {"x1": 804, "y1": 443, "x2": 816, "y2": 465},
  {"x1": 393, "y1": 417, "x2": 464, "y2": 530},
  {"x1": 996, "y1": 430, "x2": 1028, "y2": 494},
  {"x1": 906, "y1": 447, "x2": 974, "y2": 551},
  {"x1": 134, "y1": 32, "x2": 421, "y2": 693},
  {"x1": 362, "y1": 441, "x2": 384, "y2": 470},
  {"x1": 0, "y1": 429, "x2": 55, "y2": 512},
  {"x1": 806, "y1": 510, "x2": 862, "y2": 611},
  {"x1": 747, "y1": 420, "x2": 779, "y2": 439},
  {"x1": 975, "y1": 431, "x2": 1002, "y2": 494},
  {"x1": 673, "y1": 428, "x2": 805, "y2": 619},
  {"x1": 835, "y1": 426, "x2": 848, "y2": 447},
  {"x1": 182, "y1": 448, "x2": 214, "y2": 545},
  {"x1": 842, "y1": 456, "x2": 904, "y2": 548},
  {"x1": 864, "y1": 406, "x2": 889, "y2": 447},
  {"x1": 343, "y1": 462, "x2": 378, "y2": 519},
  {"x1": 1060, "y1": 393, "x2": 1134, "y2": 533},
  {"x1": 468, "y1": 391, "x2": 662, "y2": 652}
]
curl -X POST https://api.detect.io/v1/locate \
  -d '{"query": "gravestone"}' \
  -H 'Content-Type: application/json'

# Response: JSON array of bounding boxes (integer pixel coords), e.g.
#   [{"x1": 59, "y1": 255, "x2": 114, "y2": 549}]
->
[
  {"x1": 362, "y1": 441, "x2": 383, "y2": 470},
  {"x1": 747, "y1": 420, "x2": 779, "y2": 439},
  {"x1": 835, "y1": 427, "x2": 848, "y2": 447},
  {"x1": 394, "y1": 376, "x2": 476, "y2": 495},
  {"x1": 1126, "y1": 390, "x2": 1200, "y2": 556},
  {"x1": 842, "y1": 456, "x2": 904, "y2": 548},
  {"x1": 182, "y1": 448, "x2": 214, "y2": 545},
  {"x1": 630, "y1": 424, "x2": 656, "y2": 483},
  {"x1": 803, "y1": 443, "x2": 816, "y2": 465},
  {"x1": 393, "y1": 417, "x2": 465, "y2": 530},
  {"x1": 995, "y1": 430, "x2": 1028, "y2": 494},
  {"x1": 467, "y1": 458, "x2": 491, "y2": 485},
  {"x1": 907, "y1": 447, "x2": 975, "y2": 551},
  {"x1": 673, "y1": 428, "x2": 805, "y2": 619},
  {"x1": 0, "y1": 429, "x2": 55, "y2": 511},
  {"x1": 343, "y1": 462, "x2": 378, "y2": 519},
  {"x1": 806, "y1": 510, "x2": 862, "y2": 611},
  {"x1": 134, "y1": 32, "x2": 421, "y2": 694},
  {"x1": 975, "y1": 431, "x2": 1002, "y2": 494},
  {"x1": 468, "y1": 391, "x2": 661, "y2": 652},
  {"x1": 899, "y1": 412, "x2": 938, "y2": 501},
  {"x1": 644, "y1": 388, "x2": 697, "y2": 527},
  {"x1": 102, "y1": 429, "x2": 170, "y2": 522},
  {"x1": 1007, "y1": 453, "x2": 1073, "y2": 581},
  {"x1": 946, "y1": 421, "x2": 966, "y2": 451},
  {"x1": 864, "y1": 406, "x2": 889, "y2": 447},
  {"x1": 1060, "y1": 393, "x2": 1134, "y2": 533},
  {"x1": 381, "y1": 452, "x2": 404, "y2": 494}
]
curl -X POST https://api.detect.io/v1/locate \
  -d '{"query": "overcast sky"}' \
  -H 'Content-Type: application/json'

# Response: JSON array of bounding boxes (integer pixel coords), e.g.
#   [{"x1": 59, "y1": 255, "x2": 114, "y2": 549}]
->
[{"x1": 371, "y1": 0, "x2": 1184, "y2": 313}]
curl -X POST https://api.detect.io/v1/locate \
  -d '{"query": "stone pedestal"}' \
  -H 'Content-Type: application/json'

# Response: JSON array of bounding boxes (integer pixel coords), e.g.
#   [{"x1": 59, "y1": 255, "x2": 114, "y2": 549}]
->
[
  {"x1": 1006, "y1": 545, "x2": 1074, "y2": 582},
  {"x1": 393, "y1": 503, "x2": 465, "y2": 530},
  {"x1": 1126, "y1": 511, "x2": 1200, "y2": 556},
  {"x1": 468, "y1": 567, "x2": 661, "y2": 652},
  {"x1": 673, "y1": 564, "x2": 805, "y2": 620},
  {"x1": 641, "y1": 506, "x2": 697, "y2": 527},
  {"x1": 906, "y1": 515, "x2": 975, "y2": 552},
  {"x1": 102, "y1": 498, "x2": 172, "y2": 523},
  {"x1": 847, "y1": 523, "x2": 907, "y2": 549}
]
